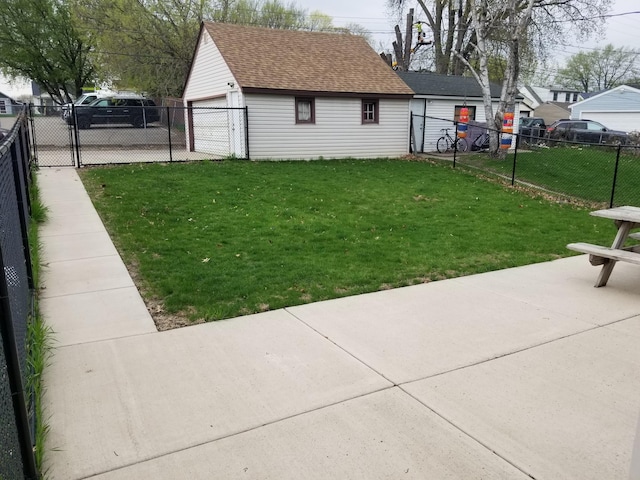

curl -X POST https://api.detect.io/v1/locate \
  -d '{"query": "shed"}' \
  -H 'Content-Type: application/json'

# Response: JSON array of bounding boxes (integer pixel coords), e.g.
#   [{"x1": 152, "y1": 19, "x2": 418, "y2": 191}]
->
[
  {"x1": 396, "y1": 71, "x2": 521, "y2": 152},
  {"x1": 182, "y1": 22, "x2": 414, "y2": 160},
  {"x1": 569, "y1": 85, "x2": 640, "y2": 133}
]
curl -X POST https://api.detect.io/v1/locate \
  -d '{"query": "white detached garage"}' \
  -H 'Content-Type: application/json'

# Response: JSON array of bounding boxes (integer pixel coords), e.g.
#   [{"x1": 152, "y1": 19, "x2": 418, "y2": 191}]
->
[
  {"x1": 182, "y1": 22, "x2": 414, "y2": 160},
  {"x1": 570, "y1": 85, "x2": 640, "y2": 133}
]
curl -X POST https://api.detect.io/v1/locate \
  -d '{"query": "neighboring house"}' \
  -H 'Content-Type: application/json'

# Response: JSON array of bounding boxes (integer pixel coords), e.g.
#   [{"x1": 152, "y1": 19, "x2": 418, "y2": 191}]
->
[
  {"x1": 397, "y1": 71, "x2": 521, "y2": 152},
  {"x1": 182, "y1": 22, "x2": 414, "y2": 160},
  {"x1": 569, "y1": 85, "x2": 640, "y2": 133},
  {"x1": 546, "y1": 85, "x2": 581, "y2": 104},
  {"x1": 519, "y1": 84, "x2": 580, "y2": 124},
  {"x1": 0, "y1": 91, "x2": 19, "y2": 115}
]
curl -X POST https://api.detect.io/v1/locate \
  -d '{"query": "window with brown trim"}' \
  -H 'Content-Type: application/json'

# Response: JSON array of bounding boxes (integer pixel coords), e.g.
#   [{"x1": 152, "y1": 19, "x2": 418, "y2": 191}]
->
[
  {"x1": 295, "y1": 97, "x2": 315, "y2": 124},
  {"x1": 454, "y1": 105, "x2": 476, "y2": 121},
  {"x1": 362, "y1": 99, "x2": 379, "y2": 124}
]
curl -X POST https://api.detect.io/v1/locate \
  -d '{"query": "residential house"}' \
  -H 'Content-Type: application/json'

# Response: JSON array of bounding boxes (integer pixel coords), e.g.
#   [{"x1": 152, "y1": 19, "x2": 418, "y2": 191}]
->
[
  {"x1": 182, "y1": 22, "x2": 414, "y2": 160},
  {"x1": 0, "y1": 91, "x2": 19, "y2": 115},
  {"x1": 397, "y1": 71, "x2": 521, "y2": 152},
  {"x1": 569, "y1": 85, "x2": 640, "y2": 133},
  {"x1": 519, "y1": 84, "x2": 581, "y2": 124}
]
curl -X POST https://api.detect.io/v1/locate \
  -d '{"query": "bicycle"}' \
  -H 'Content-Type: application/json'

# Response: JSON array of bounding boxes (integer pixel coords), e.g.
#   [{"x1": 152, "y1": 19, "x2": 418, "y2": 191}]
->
[
  {"x1": 436, "y1": 128, "x2": 468, "y2": 153},
  {"x1": 471, "y1": 131, "x2": 490, "y2": 151}
]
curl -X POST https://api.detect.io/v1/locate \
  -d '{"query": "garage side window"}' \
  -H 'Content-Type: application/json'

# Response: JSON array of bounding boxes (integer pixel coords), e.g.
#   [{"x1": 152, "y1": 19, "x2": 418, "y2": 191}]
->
[
  {"x1": 296, "y1": 97, "x2": 315, "y2": 124},
  {"x1": 362, "y1": 99, "x2": 379, "y2": 124}
]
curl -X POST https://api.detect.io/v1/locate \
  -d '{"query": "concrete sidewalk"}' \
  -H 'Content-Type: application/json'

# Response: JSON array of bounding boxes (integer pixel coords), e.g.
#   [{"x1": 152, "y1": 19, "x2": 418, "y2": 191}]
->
[{"x1": 38, "y1": 167, "x2": 640, "y2": 480}]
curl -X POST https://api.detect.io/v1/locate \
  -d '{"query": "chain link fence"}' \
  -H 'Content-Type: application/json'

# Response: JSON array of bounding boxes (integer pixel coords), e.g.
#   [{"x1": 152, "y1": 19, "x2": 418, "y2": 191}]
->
[
  {"x1": 412, "y1": 114, "x2": 640, "y2": 208},
  {"x1": 32, "y1": 103, "x2": 248, "y2": 167},
  {"x1": 0, "y1": 106, "x2": 38, "y2": 479}
]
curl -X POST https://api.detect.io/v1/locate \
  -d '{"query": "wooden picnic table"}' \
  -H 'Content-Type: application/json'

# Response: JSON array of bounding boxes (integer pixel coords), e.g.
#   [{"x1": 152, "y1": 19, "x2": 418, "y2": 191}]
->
[{"x1": 567, "y1": 205, "x2": 640, "y2": 287}]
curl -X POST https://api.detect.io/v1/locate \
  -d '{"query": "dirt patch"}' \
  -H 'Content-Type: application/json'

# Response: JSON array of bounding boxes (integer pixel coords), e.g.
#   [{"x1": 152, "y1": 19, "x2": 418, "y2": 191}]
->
[
  {"x1": 146, "y1": 298, "x2": 205, "y2": 331},
  {"x1": 122, "y1": 257, "x2": 204, "y2": 331}
]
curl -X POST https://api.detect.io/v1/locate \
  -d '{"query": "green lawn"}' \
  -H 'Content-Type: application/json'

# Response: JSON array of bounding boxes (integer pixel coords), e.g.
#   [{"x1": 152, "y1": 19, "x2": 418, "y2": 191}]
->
[
  {"x1": 79, "y1": 159, "x2": 618, "y2": 324},
  {"x1": 457, "y1": 146, "x2": 640, "y2": 206}
]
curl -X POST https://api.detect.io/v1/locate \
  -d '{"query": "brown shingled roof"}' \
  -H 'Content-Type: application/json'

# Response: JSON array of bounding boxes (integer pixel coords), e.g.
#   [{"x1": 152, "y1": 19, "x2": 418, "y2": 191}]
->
[{"x1": 202, "y1": 22, "x2": 413, "y2": 97}]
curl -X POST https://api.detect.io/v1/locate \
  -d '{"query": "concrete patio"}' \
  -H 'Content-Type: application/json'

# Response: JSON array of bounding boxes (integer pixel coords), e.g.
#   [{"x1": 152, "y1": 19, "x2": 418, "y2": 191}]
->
[{"x1": 37, "y1": 167, "x2": 640, "y2": 479}]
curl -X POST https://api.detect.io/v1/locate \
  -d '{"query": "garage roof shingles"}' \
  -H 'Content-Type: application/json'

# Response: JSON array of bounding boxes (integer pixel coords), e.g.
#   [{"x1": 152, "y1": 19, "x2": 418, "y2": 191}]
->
[{"x1": 203, "y1": 22, "x2": 413, "y2": 96}]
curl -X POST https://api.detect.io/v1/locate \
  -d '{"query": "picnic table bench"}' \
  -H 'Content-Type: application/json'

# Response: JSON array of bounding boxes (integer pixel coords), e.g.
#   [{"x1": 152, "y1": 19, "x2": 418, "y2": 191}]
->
[{"x1": 567, "y1": 205, "x2": 640, "y2": 287}]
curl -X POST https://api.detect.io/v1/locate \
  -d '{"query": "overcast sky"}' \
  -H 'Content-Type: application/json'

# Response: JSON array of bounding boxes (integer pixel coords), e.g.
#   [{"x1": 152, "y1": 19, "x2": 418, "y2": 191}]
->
[
  {"x1": 1, "y1": 0, "x2": 638, "y2": 97},
  {"x1": 298, "y1": 0, "x2": 640, "y2": 54}
]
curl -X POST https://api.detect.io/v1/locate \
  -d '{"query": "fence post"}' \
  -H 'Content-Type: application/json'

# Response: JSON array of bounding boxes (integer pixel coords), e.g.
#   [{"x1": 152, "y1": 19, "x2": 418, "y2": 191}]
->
[
  {"x1": 27, "y1": 105, "x2": 39, "y2": 168},
  {"x1": 610, "y1": 144, "x2": 622, "y2": 208},
  {"x1": 453, "y1": 121, "x2": 458, "y2": 168},
  {"x1": 511, "y1": 134, "x2": 519, "y2": 186},
  {"x1": 167, "y1": 106, "x2": 173, "y2": 163},
  {"x1": 72, "y1": 105, "x2": 82, "y2": 168},
  {"x1": 244, "y1": 107, "x2": 250, "y2": 160}
]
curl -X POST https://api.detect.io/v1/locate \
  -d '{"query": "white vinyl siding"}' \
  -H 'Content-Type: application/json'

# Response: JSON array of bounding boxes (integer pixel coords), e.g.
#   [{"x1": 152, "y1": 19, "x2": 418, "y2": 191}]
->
[
  {"x1": 570, "y1": 87, "x2": 640, "y2": 132},
  {"x1": 410, "y1": 97, "x2": 521, "y2": 151},
  {"x1": 183, "y1": 31, "x2": 237, "y2": 102},
  {"x1": 244, "y1": 94, "x2": 409, "y2": 159}
]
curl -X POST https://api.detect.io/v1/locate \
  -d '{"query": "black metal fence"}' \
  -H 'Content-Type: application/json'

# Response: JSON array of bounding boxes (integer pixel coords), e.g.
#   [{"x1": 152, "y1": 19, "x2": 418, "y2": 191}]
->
[
  {"x1": 411, "y1": 114, "x2": 640, "y2": 208},
  {"x1": 32, "y1": 104, "x2": 249, "y2": 167},
  {"x1": 0, "y1": 106, "x2": 38, "y2": 478}
]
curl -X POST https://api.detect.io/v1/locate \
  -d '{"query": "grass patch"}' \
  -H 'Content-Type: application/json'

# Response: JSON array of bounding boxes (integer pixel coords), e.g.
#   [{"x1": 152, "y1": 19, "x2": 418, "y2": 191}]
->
[
  {"x1": 27, "y1": 172, "x2": 52, "y2": 473},
  {"x1": 456, "y1": 146, "x2": 640, "y2": 206},
  {"x1": 79, "y1": 159, "x2": 616, "y2": 325}
]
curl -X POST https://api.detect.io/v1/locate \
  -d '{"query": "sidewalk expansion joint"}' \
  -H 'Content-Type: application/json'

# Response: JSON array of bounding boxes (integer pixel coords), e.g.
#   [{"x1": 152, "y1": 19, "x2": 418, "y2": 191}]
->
[
  {"x1": 43, "y1": 253, "x2": 121, "y2": 265},
  {"x1": 400, "y1": 386, "x2": 538, "y2": 480},
  {"x1": 283, "y1": 307, "x2": 398, "y2": 386},
  {"x1": 39, "y1": 284, "x2": 138, "y2": 300},
  {"x1": 399, "y1": 317, "x2": 634, "y2": 386},
  {"x1": 80, "y1": 384, "x2": 396, "y2": 480}
]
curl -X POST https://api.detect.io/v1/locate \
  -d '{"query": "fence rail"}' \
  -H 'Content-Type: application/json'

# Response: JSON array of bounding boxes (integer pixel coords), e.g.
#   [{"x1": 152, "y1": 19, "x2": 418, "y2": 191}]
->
[
  {"x1": 411, "y1": 114, "x2": 640, "y2": 208},
  {"x1": 0, "y1": 106, "x2": 38, "y2": 478},
  {"x1": 32, "y1": 104, "x2": 249, "y2": 167}
]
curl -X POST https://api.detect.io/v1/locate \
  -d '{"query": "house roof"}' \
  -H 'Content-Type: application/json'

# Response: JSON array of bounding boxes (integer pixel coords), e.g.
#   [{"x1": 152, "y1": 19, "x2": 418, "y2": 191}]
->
[
  {"x1": 570, "y1": 84, "x2": 640, "y2": 109},
  {"x1": 201, "y1": 22, "x2": 414, "y2": 97},
  {"x1": 520, "y1": 85, "x2": 544, "y2": 106},
  {"x1": 396, "y1": 71, "x2": 504, "y2": 99},
  {"x1": 0, "y1": 91, "x2": 15, "y2": 101}
]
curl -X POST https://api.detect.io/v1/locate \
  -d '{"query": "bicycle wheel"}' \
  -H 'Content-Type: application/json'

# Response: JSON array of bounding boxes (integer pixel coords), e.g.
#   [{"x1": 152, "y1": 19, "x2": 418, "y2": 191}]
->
[
  {"x1": 436, "y1": 137, "x2": 448, "y2": 153},
  {"x1": 455, "y1": 138, "x2": 468, "y2": 152}
]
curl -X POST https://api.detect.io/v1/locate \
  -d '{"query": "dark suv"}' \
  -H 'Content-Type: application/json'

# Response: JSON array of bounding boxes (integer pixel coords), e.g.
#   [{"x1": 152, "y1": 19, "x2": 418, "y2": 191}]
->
[
  {"x1": 546, "y1": 119, "x2": 628, "y2": 145},
  {"x1": 68, "y1": 96, "x2": 160, "y2": 129}
]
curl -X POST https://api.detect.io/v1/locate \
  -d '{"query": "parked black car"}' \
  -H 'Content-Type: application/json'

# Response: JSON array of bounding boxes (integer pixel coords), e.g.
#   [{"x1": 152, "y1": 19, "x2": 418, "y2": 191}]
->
[
  {"x1": 518, "y1": 117, "x2": 546, "y2": 144},
  {"x1": 546, "y1": 119, "x2": 628, "y2": 145},
  {"x1": 67, "y1": 96, "x2": 160, "y2": 129}
]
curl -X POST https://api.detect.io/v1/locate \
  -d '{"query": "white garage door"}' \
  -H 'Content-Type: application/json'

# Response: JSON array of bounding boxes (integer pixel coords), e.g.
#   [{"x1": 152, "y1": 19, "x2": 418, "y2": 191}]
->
[
  {"x1": 192, "y1": 98, "x2": 231, "y2": 156},
  {"x1": 579, "y1": 111, "x2": 640, "y2": 133}
]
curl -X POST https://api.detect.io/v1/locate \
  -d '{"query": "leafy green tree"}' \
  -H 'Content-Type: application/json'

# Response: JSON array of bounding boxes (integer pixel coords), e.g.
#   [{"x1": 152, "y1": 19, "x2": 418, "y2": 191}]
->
[
  {"x1": 0, "y1": 0, "x2": 96, "y2": 104},
  {"x1": 556, "y1": 45, "x2": 639, "y2": 92}
]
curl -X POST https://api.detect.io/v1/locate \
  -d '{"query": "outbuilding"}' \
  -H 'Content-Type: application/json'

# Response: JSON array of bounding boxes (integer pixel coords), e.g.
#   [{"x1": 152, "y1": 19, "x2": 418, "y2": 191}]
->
[
  {"x1": 569, "y1": 85, "x2": 640, "y2": 133},
  {"x1": 182, "y1": 22, "x2": 414, "y2": 160},
  {"x1": 396, "y1": 71, "x2": 521, "y2": 152}
]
